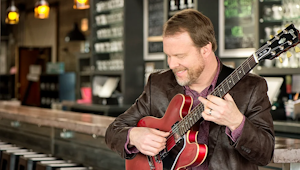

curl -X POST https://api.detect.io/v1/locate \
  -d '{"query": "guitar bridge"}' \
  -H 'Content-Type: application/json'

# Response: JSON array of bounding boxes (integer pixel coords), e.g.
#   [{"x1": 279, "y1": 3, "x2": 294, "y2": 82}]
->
[
  {"x1": 147, "y1": 156, "x2": 156, "y2": 169},
  {"x1": 159, "y1": 148, "x2": 169, "y2": 159},
  {"x1": 154, "y1": 155, "x2": 161, "y2": 163}
]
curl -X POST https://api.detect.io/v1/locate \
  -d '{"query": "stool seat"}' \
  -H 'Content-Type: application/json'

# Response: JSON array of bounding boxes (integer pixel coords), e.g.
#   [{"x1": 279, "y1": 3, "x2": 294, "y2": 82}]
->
[
  {"x1": 18, "y1": 156, "x2": 57, "y2": 170},
  {"x1": 35, "y1": 162, "x2": 79, "y2": 170},
  {"x1": 1, "y1": 149, "x2": 33, "y2": 170},
  {"x1": 0, "y1": 146, "x2": 21, "y2": 161},
  {"x1": 58, "y1": 168, "x2": 90, "y2": 170},
  {"x1": 39, "y1": 160, "x2": 68, "y2": 164},
  {"x1": 23, "y1": 154, "x2": 49, "y2": 158},
  {"x1": 10, "y1": 151, "x2": 38, "y2": 170},
  {"x1": 0, "y1": 145, "x2": 16, "y2": 148}
]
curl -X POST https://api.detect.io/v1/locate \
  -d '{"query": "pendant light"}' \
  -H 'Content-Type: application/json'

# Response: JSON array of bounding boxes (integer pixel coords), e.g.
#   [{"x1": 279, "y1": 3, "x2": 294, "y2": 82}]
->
[
  {"x1": 73, "y1": 0, "x2": 90, "y2": 10},
  {"x1": 65, "y1": 23, "x2": 86, "y2": 42},
  {"x1": 34, "y1": 0, "x2": 50, "y2": 19},
  {"x1": 5, "y1": 0, "x2": 19, "y2": 25}
]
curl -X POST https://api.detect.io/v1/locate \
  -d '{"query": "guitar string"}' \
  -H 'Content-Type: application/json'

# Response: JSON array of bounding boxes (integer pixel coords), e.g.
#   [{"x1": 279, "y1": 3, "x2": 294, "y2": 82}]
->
[{"x1": 164, "y1": 30, "x2": 291, "y2": 149}]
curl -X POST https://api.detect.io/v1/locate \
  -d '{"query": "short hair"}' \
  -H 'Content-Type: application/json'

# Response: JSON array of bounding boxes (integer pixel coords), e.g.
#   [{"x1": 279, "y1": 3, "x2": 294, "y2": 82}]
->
[{"x1": 163, "y1": 9, "x2": 217, "y2": 52}]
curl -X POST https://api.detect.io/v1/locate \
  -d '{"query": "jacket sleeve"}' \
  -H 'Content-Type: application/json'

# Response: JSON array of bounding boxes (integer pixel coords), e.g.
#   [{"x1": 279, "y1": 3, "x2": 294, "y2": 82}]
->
[
  {"x1": 104, "y1": 74, "x2": 153, "y2": 159},
  {"x1": 234, "y1": 77, "x2": 275, "y2": 166}
]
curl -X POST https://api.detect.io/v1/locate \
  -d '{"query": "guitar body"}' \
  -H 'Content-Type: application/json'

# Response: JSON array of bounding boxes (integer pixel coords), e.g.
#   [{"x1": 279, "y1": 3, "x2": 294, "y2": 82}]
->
[{"x1": 125, "y1": 94, "x2": 208, "y2": 170}]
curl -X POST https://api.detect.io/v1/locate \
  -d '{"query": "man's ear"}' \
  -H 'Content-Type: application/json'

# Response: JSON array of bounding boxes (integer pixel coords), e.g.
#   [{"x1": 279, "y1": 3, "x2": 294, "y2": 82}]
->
[{"x1": 200, "y1": 42, "x2": 212, "y2": 57}]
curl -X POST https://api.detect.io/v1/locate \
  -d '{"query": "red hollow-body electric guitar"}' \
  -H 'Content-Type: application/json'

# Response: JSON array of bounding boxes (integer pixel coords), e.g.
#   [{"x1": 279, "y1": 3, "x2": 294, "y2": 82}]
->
[{"x1": 126, "y1": 24, "x2": 300, "y2": 170}]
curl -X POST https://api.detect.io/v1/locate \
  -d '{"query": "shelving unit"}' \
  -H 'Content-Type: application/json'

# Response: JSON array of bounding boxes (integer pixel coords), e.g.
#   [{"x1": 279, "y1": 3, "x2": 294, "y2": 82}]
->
[
  {"x1": 258, "y1": 0, "x2": 300, "y2": 68},
  {"x1": 77, "y1": 53, "x2": 92, "y2": 99},
  {"x1": 40, "y1": 73, "x2": 76, "y2": 108},
  {"x1": 143, "y1": 0, "x2": 197, "y2": 83},
  {"x1": 258, "y1": 0, "x2": 283, "y2": 47},
  {"x1": 90, "y1": 0, "x2": 144, "y2": 105}
]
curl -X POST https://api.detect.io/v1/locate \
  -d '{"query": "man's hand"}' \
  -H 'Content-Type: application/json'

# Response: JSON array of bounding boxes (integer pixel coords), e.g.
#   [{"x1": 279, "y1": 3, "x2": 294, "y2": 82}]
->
[
  {"x1": 129, "y1": 127, "x2": 170, "y2": 156},
  {"x1": 199, "y1": 93, "x2": 244, "y2": 131}
]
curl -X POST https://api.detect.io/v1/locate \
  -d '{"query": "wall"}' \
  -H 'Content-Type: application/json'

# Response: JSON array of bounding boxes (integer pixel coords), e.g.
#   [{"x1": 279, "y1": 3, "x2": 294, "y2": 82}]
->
[{"x1": 6, "y1": 0, "x2": 90, "y2": 72}]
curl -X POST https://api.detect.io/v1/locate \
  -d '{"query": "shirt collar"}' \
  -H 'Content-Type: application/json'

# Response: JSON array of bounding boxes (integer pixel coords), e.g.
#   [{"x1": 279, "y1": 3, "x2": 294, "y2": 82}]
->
[{"x1": 184, "y1": 56, "x2": 221, "y2": 94}]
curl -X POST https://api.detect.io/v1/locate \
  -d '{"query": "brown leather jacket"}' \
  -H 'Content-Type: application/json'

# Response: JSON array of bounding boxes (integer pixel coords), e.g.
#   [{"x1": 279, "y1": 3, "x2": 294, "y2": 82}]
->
[{"x1": 105, "y1": 64, "x2": 275, "y2": 170}]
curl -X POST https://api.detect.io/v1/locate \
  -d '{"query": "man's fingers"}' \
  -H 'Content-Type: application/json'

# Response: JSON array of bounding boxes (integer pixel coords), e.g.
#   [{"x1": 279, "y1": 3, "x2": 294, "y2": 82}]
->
[
  {"x1": 151, "y1": 128, "x2": 170, "y2": 137},
  {"x1": 224, "y1": 93, "x2": 233, "y2": 101}
]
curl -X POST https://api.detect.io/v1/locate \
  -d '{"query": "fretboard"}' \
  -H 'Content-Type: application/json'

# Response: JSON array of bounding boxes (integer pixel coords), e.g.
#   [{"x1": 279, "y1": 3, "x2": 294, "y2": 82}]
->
[{"x1": 174, "y1": 55, "x2": 258, "y2": 136}]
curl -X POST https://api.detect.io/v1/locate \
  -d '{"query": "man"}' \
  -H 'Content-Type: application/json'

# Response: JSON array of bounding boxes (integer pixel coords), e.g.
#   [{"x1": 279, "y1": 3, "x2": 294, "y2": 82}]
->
[{"x1": 105, "y1": 9, "x2": 274, "y2": 170}]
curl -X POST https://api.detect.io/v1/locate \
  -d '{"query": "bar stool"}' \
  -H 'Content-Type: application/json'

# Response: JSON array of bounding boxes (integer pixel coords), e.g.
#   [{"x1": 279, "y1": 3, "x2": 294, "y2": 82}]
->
[
  {"x1": 0, "y1": 145, "x2": 21, "y2": 161},
  {"x1": 58, "y1": 167, "x2": 91, "y2": 170},
  {"x1": 9, "y1": 151, "x2": 38, "y2": 170},
  {"x1": 0, "y1": 146, "x2": 22, "y2": 170},
  {"x1": 35, "y1": 162, "x2": 79, "y2": 170},
  {"x1": 18, "y1": 156, "x2": 57, "y2": 170},
  {"x1": 0, "y1": 149, "x2": 30, "y2": 170}
]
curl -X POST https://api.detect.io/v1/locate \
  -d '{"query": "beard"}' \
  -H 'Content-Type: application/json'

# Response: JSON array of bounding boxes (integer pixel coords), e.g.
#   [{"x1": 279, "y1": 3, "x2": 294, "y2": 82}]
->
[{"x1": 173, "y1": 64, "x2": 204, "y2": 86}]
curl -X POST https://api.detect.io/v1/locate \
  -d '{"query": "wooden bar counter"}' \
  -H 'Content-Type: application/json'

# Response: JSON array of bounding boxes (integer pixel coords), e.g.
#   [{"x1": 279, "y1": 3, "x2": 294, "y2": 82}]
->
[{"x1": 0, "y1": 101, "x2": 300, "y2": 170}]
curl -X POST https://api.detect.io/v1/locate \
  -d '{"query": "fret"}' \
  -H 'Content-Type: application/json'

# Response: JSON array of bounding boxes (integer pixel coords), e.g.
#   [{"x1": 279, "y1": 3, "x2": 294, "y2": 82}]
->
[
  {"x1": 194, "y1": 112, "x2": 199, "y2": 120},
  {"x1": 188, "y1": 117, "x2": 193, "y2": 127},
  {"x1": 236, "y1": 68, "x2": 242, "y2": 79},
  {"x1": 180, "y1": 124, "x2": 184, "y2": 136},
  {"x1": 240, "y1": 64, "x2": 246, "y2": 75},
  {"x1": 181, "y1": 123, "x2": 185, "y2": 135},
  {"x1": 186, "y1": 118, "x2": 190, "y2": 128},
  {"x1": 246, "y1": 58, "x2": 251, "y2": 70},
  {"x1": 230, "y1": 75, "x2": 235, "y2": 85},
  {"x1": 211, "y1": 90, "x2": 218, "y2": 98},
  {"x1": 222, "y1": 81, "x2": 229, "y2": 94},
  {"x1": 233, "y1": 70, "x2": 239, "y2": 81},
  {"x1": 225, "y1": 78, "x2": 231, "y2": 90},
  {"x1": 219, "y1": 85, "x2": 225, "y2": 97}
]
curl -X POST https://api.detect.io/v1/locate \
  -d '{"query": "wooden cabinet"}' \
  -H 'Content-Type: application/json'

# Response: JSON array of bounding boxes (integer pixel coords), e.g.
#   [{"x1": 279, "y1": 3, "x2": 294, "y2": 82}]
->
[{"x1": 0, "y1": 74, "x2": 15, "y2": 100}]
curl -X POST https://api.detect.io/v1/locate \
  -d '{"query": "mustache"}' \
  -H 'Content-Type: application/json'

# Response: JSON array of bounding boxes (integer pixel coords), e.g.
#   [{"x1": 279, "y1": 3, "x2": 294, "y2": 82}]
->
[{"x1": 172, "y1": 67, "x2": 187, "y2": 73}]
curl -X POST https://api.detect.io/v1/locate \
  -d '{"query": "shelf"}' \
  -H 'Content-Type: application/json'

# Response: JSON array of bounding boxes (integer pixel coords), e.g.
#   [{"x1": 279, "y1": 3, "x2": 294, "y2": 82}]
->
[
  {"x1": 80, "y1": 72, "x2": 92, "y2": 76},
  {"x1": 93, "y1": 21, "x2": 124, "y2": 28},
  {"x1": 76, "y1": 53, "x2": 91, "y2": 59},
  {"x1": 259, "y1": 18, "x2": 283, "y2": 23},
  {"x1": 93, "y1": 70, "x2": 123, "y2": 76},
  {"x1": 93, "y1": 36, "x2": 123, "y2": 42},
  {"x1": 77, "y1": 55, "x2": 91, "y2": 60},
  {"x1": 259, "y1": 0, "x2": 281, "y2": 3},
  {"x1": 147, "y1": 36, "x2": 163, "y2": 42},
  {"x1": 93, "y1": 51, "x2": 123, "y2": 55},
  {"x1": 94, "y1": 7, "x2": 123, "y2": 15},
  {"x1": 253, "y1": 66, "x2": 300, "y2": 75}
]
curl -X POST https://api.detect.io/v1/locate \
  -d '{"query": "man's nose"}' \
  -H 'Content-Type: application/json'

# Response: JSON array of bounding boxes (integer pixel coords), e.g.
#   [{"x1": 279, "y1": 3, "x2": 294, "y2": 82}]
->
[{"x1": 167, "y1": 57, "x2": 179, "y2": 69}]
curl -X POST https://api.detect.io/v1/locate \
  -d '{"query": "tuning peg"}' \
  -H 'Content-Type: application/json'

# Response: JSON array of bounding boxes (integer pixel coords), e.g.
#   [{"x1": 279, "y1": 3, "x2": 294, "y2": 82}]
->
[
  {"x1": 277, "y1": 30, "x2": 282, "y2": 34},
  {"x1": 295, "y1": 46, "x2": 300, "y2": 53},
  {"x1": 286, "y1": 51, "x2": 292, "y2": 58},
  {"x1": 269, "y1": 35, "x2": 274, "y2": 39},
  {"x1": 279, "y1": 57, "x2": 283, "y2": 63}
]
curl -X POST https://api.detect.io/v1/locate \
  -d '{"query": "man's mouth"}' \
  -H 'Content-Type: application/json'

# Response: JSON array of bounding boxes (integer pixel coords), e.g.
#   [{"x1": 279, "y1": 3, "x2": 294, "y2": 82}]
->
[{"x1": 175, "y1": 69, "x2": 187, "y2": 77}]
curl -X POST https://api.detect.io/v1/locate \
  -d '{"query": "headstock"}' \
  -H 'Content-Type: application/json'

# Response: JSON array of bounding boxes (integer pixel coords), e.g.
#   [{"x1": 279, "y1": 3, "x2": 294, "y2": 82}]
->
[{"x1": 256, "y1": 24, "x2": 300, "y2": 62}]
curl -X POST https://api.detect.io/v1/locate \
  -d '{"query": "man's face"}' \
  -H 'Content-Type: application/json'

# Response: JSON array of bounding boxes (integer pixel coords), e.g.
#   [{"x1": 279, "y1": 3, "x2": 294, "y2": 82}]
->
[{"x1": 163, "y1": 32, "x2": 205, "y2": 86}]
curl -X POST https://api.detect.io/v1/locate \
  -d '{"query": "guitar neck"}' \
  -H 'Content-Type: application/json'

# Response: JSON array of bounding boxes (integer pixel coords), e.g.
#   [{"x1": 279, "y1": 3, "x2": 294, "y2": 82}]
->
[{"x1": 175, "y1": 54, "x2": 259, "y2": 136}]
